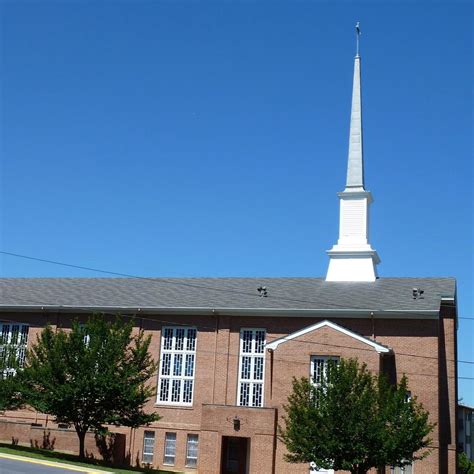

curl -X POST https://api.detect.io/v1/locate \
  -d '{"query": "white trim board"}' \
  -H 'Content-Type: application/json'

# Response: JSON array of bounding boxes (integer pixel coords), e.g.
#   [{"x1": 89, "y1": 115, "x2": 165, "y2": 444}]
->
[{"x1": 265, "y1": 320, "x2": 391, "y2": 354}]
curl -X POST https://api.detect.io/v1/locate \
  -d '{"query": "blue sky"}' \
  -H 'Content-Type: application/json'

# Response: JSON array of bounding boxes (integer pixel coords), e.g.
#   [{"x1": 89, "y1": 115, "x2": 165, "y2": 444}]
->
[{"x1": 0, "y1": 2, "x2": 472, "y2": 404}]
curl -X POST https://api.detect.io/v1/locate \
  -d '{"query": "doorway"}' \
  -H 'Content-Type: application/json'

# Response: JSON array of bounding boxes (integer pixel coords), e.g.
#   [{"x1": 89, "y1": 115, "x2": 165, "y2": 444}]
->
[{"x1": 221, "y1": 436, "x2": 250, "y2": 474}]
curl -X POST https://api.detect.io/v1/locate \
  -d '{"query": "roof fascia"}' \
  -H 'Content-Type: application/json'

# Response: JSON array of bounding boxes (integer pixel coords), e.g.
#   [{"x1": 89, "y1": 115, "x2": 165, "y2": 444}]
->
[
  {"x1": 266, "y1": 319, "x2": 391, "y2": 353},
  {"x1": 0, "y1": 305, "x2": 440, "y2": 319}
]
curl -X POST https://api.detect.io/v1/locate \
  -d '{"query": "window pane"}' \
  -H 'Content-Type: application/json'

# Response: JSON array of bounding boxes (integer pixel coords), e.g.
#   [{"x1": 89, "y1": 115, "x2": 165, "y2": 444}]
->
[
  {"x1": 164, "y1": 433, "x2": 176, "y2": 465},
  {"x1": 242, "y1": 330, "x2": 253, "y2": 353},
  {"x1": 159, "y1": 379, "x2": 169, "y2": 402},
  {"x1": 157, "y1": 327, "x2": 197, "y2": 406},
  {"x1": 142, "y1": 431, "x2": 155, "y2": 464},
  {"x1": 185, "y1": 354, "x2": 194, "y2": 377},
  {"x1": 186, "y1": 329, "x2": 197, "y2": 351},
  {"x1": 175, "y1": 328, "x2": 185, "y2": 350},
  {"x1": 163, "y1": 328, "x2": 173, "y2": 350},
  {"x1": 173, "y1": 354, "x2": 183, "y2": 376},
  {"x1": 183, "y1": 380, "x2": 193, "y2": 404},
  {"x1": 253, "y1": 357, "x2": 264, "y2": 380},
  {"x1": 171, "y1": 379, "x2": 181, "y2": 402},
  {"x1": 252, "y1": 383, "x2": 263, "y2": 407},
  {"x1": 186, "y1": 434, "x2": 199, "y2": 467},
  {"x1": 161, "y1": 353, "x2": 171, "y2": 376},
  {"x1": 241, "y1": 356, "x2": 251, "y2": 379},
  {"x1": 255, "y1": 330, "x2": 265, "y2": 353},
  {"x1": 239, "y1": 382, "x2": 250, "y2": 406},
  {"x1": 1, "y1": 325, "x2": 10, "y2": 344},
  {"x1": 238, "y1": 329, "x2": 266, "y2": 407},
  {"x1": 0, "y1": 324, "x2": 29, "y2": 375}
]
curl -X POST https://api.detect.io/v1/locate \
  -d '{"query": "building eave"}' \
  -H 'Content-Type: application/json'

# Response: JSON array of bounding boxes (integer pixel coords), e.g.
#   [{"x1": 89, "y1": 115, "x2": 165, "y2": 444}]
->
[{"x1": 0, "y1": 304, "x2": 441, "y2": 319}]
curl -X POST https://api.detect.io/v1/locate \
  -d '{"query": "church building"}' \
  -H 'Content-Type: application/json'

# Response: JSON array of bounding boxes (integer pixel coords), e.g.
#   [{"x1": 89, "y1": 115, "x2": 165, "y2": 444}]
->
[{"x1": 0, "y1": 28, "x2": 458, "y2": 474}]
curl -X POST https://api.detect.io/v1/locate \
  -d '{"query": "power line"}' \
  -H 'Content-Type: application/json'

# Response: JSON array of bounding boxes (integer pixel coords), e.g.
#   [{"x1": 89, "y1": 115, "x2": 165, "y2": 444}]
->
[
  {"x1": 0, "y1": 250, "x2": 468, "y2": 318},
  {"x1": 2, "y1": 294, "x2": 474, "y2": 368}
]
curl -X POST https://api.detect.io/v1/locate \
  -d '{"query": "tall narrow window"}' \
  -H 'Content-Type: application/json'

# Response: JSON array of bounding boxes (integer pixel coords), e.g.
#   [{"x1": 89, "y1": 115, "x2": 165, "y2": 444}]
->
[
  {"x1": 158, "y1": 327, "x2": 197, "y2": 406},
  {"x1": 163, "y1": 432, "x2": 176, "y2": 465},
  {"x1": 0, "y1": 323, "x2": 29, "y2": 377},
  {"x1": 186, "y1": 434, "x2": 199, "y2": 468},
  {"x1": 142, "y1": 431, "x2": 155, "y2": 464},
  {"x1": 310, "y1": 356, "x2": 339, "y2": 387},
  {"x1": 238, "y1": 328, "x2": 266, "y2": 407}
]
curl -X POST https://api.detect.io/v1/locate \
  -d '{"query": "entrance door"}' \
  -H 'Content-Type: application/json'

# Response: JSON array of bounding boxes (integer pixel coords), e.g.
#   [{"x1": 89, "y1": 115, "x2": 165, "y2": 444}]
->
[{"x1": 221, "y1": 436, "x2": 249, "y2": 474}]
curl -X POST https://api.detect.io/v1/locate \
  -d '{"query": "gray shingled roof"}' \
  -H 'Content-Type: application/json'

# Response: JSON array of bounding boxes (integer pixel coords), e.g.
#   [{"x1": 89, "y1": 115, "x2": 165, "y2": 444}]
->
[{"x1": 0, "y1": 277, "x2": 455, "y2": 313}]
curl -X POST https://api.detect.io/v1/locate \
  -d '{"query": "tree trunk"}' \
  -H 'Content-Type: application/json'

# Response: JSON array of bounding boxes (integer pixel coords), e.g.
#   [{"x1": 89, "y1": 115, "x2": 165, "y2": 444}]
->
[
  {"x1": 77, "y1": 429, "x2": 86, "y2": 459},
  {"x1": 350, "y1": 466, "x2": 369, "y2": 474}
]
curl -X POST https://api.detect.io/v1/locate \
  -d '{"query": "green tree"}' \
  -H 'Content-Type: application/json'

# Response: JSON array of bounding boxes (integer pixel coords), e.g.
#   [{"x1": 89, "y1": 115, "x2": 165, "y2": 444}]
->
[
  {"x1": 22, "y1": 315, "x2": 160, "y2": 458},
  {"x1": 0, "y1": 341, "x2": 26, "y2": 411},
  {"x1": 459, "y1": 452, "x2": 474, "y2": 474},
  {"x1": 279, "y1": 358, "x2": 434, "y2": 474}
]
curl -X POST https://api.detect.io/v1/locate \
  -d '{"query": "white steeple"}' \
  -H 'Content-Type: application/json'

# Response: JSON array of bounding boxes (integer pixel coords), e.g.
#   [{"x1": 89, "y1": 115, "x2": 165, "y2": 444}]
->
[{"x1": 326, "y1": 23, "x2": 380, "y2": 282}]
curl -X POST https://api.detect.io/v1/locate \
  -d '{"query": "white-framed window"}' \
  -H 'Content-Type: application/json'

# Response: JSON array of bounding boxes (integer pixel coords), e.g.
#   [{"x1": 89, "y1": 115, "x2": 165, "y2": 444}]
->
[
  {"x1": 142, "y1": 431, "x2": 155, "y2": 464},
  {"x1": 185, "y1": 434, "x2": 199, "y2": 468},
  {"x1": 163, "y1": 432, "x2": 176, "y2": 465},
  {"x1": 390, "y1": 464, "x2": 413, "y2": 474},
  {"x1": 310, "y1": 356, "x2": 339, "y2": 387},
  {"x1": 238, "y1": 328, "x2": 266, "y2": 407},
  {"x1": 157, "y1": 327, "x2": 197, "y2": 406},
  {"x1": 0, "y1": 323, "x2": 29, "y2": 377}
]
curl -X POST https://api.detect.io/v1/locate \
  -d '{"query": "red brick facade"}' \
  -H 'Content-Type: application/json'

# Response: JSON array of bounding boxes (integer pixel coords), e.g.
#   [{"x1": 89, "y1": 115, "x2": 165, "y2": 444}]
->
[{"x1": 0, "y1": 303, "x2": 457, "y2": 473}]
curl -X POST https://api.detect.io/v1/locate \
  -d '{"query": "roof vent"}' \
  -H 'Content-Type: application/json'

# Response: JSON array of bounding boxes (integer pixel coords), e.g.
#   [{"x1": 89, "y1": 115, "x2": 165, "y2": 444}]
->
[
  {"x1": 412, "y1": 288, "x2": 424, "y2": 299},
  {"x1": 257, "y1": 286, "x2": 268, "y2": 297}
]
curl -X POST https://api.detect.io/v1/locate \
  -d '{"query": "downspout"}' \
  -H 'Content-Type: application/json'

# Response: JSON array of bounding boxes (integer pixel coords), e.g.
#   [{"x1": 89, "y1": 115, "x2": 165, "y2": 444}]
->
[{"x1": 212, "y1": 310, "x2": 219, "y2": 404}]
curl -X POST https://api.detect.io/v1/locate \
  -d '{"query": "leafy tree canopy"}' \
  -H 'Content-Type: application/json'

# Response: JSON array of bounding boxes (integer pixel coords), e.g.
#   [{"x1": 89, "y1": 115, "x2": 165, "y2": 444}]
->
[
  {"x1": 459, "y1": 452, "x2": 474, "y2": 474},
  {"x1": 279, "y1": 358, "x2": 434, "y2": 474},
  {"x1": 0, "y1": 344, "x2": 24, "y2": 411},
  {"x1": 21, "y1": 315, "x2": 160, "y2": 457}
]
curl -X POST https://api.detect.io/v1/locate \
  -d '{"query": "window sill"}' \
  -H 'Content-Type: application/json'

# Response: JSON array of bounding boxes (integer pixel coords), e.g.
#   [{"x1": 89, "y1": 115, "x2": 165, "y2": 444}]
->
[{"x1": 155, "y1": 404, "x2": 194, "y2": 410}]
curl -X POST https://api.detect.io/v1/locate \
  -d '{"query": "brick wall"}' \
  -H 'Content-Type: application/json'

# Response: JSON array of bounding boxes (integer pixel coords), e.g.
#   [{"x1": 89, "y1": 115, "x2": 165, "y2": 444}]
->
[{"x1": 0, "y1": 309, "x2": 457, "y2": 473}]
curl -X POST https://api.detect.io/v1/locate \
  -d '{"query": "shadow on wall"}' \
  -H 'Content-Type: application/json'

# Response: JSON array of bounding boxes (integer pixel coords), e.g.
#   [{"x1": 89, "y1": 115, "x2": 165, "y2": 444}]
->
[{"x1": 30, "y1": 431, "x2": 56, "y2": 450}]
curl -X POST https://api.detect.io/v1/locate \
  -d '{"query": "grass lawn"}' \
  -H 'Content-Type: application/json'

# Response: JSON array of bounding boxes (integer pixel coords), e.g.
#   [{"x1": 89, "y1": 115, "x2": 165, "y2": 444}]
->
[{"x1": 0, "y1": 443, "x2": 181, "y2": 474}]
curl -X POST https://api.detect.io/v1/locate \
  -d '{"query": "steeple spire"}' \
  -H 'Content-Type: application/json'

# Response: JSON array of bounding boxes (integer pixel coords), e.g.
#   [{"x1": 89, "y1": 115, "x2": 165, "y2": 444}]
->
[
  {"x1": 326, "y1": 22, "x2": 380, "y2": 282},
  {"x1": 345, "y1": 51, "x2": 364, "y2": 190}
]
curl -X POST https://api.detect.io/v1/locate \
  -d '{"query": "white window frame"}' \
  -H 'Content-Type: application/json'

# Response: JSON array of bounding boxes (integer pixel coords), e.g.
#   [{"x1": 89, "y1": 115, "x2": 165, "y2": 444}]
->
[
  {"x1": 0, "y1": 323, "x2": 29, "y2": 377},
  {"x1": 142, "y1": 430, "x2": 155, "y2": 464},
  {"x1": 157, "y1": 326, "x2": 197, "y2": 406},
  {"x1": 309, "y1": 356, "x2": 339, "y2": 474},
  {"x1": 237, "y1": 328, "x2": 266, "y2": 407},
  {"x1": 310, "y1": 356, "x2": 339, "y2": 388},
  {"x1": 390, "y1": 464, "x2": 413, "y2": 474},
  {"x1": 185, "y1": 433, "x2": 199, "y2": 468},
  {"x1": 163, "y1": 432, "x2": 176, "y2": 466}
]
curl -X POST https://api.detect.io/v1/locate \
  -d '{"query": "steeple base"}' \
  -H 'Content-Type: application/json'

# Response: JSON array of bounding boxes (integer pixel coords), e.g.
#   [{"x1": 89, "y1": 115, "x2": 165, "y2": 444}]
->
[{"x1": 326, "y1": 249, "x2": 379, "y2": 282}]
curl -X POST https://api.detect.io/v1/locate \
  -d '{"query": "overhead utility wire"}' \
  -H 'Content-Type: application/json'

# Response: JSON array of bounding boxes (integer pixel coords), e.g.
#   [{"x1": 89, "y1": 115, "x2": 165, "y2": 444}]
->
[
  {"x1": 0, "y1": 250, "x2": 469, "y2": 319},
  {"x1": 0, "y1": 309, "x2": 471, "y2": 381},
  {"x1": 2, "y1": 294, "x2": 474, "y2": 368}
]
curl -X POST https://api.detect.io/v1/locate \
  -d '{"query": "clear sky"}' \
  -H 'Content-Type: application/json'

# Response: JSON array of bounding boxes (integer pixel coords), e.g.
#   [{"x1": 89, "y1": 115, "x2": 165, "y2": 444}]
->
[{"x1": 0, "y1": 2, "x2": 472, "y2": 404}]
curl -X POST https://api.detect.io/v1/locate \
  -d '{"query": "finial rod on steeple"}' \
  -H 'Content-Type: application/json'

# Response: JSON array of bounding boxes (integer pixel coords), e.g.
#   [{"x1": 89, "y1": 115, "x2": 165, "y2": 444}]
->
[{"x1": 355, "y1": 21, "x2": 361, "y2": 57}]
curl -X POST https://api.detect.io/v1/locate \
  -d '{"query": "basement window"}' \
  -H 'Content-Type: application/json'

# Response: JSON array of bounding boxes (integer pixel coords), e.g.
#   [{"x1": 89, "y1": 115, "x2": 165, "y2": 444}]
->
[
  {"x1": 142, "y1": 431, "x2": 155, "y2": 464},
  {"x1": 185, "y1": 434, "x2": 199, "y2": 468},
  {"x1": 163, "y1": 432, "x2": 176, "y2": 465}
]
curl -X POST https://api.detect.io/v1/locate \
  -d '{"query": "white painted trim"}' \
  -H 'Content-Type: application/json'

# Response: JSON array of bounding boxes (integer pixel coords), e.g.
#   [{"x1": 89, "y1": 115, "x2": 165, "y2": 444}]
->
[
  {"x1": 265, "y1": 320, "x2": 391, "y2": 353},
  {"x1": 0, "y1": 304, "x2": 441, "y2": 319},
  {"x1": 156, "y1": 326, "x2": 197, "y2": 407},
  {"x1": 237, "y1": 328, "x2": 266, "y2": 408}
]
